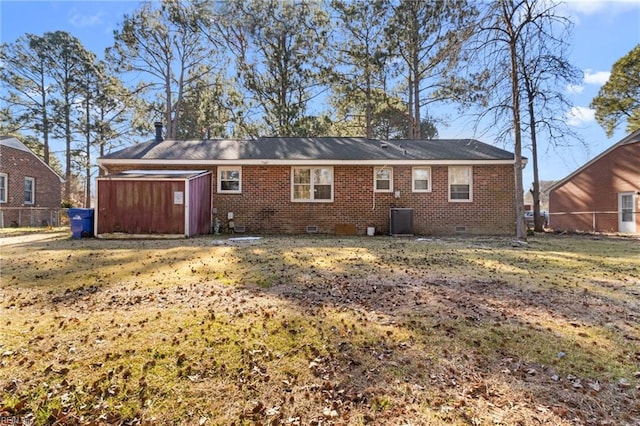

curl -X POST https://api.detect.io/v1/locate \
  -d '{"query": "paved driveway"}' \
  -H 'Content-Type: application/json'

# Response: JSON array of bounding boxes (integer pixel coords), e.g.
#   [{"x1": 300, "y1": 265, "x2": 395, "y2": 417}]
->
[{"x1": 0, "y1": 231, "x2": 68, "y2": 248}]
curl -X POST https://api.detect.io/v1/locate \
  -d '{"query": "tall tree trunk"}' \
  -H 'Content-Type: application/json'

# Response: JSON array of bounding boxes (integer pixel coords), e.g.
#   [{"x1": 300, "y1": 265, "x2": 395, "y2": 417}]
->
[
  {"x1": 85, "y1": 98, "x2": 91, "y2": 208},
  {"x1": 526, "y1": 88, "x2": 543, "y2": 232},
  {"x1": 65, "y1": 100, "x2": 72, "y2": 203},
  {"x1": 407, "y1": 74, "x2": 414, "y2": 138},
  {"x1": 40, "y1": 71, "x2": 50, "y2": 165},
  {"x1": 506, "y1": 5, "x2": 526, "y2": 240},
  {"x1": 165, "y1": 71, "x2": 174, "y2": 139},
  {"x1": 412, "y1": 46, "x2": 421, "y2": 139},
  {"x1": 365, "y1": 73, "x2": 373, "y2": 139}
]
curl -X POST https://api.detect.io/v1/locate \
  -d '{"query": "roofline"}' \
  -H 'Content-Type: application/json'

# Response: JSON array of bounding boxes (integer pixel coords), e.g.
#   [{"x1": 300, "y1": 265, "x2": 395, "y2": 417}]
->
[
  {"x1": 97, "y1": 170, "x2": 212, "y2": 181},
  {"x1": 548, "y1": 128, "x2": 640, "y2": 192},
  {"x1": 97, "y1": 158, "x2": 517, "y2": 167},
  {"x1": 1, "y1": 137, "x2": 65, "y2": 182}
]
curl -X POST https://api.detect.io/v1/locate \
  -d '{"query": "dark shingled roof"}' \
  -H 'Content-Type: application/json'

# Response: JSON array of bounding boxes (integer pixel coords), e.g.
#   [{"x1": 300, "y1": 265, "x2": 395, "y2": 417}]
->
[{"x1": 100, "y1": 137, "x2": 515, "y2": 162}]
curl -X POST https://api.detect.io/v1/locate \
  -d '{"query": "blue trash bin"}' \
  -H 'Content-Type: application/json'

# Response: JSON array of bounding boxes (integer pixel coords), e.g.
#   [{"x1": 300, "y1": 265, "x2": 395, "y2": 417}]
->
[{"x1": 67, "y1": 208, "x2": 94, "y2": 239}]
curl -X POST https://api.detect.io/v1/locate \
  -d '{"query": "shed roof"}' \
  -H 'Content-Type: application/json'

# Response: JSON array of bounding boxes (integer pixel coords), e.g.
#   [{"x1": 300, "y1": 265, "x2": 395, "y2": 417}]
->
[
  {"x1": 98, "y1": 170, "x2": 211, "y2": 180},
  {"x1": 99, "y1": 137, "x2": 516, "y2": 164}
]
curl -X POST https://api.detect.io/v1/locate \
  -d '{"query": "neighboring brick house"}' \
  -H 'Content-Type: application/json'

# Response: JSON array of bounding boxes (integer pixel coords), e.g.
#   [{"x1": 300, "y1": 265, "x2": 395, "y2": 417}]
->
[
  {"x1": 548, "y1": 129, "x2": 640, "y2": 234},
  {"x1": 0, "y1": 136, "x2": 64, "y2": 227},
  {"x1": 97, "y1": 136, "x2": 519, "y2": 236}
]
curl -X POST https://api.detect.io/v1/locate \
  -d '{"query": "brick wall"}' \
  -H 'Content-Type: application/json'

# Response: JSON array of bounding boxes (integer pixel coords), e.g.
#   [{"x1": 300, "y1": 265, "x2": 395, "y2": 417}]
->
[
  {"x1": 102, "y1": 163, "x2": 516, "y2": 235},
  {"x1": 0, "y1": 145, "x2": 62, "y2": 226}
]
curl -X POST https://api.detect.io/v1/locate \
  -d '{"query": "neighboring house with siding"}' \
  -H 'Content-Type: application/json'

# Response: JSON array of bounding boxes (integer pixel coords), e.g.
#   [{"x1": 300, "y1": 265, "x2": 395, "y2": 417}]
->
[
  {"x1": 548, "y1": 129, "x2": 640, "y2": 234},
  {"x1": 0, "y1": 136, "x2": 64, "y2": 227},
  {"x1": 97, "y1": 135, "x2": 520, "y2": 236}
]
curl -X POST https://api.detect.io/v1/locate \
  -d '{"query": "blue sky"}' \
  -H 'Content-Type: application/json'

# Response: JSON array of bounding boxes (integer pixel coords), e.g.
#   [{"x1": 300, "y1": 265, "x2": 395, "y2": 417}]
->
[{"x1": 1, "y1": 0, "x2": 639, "y2": 186}]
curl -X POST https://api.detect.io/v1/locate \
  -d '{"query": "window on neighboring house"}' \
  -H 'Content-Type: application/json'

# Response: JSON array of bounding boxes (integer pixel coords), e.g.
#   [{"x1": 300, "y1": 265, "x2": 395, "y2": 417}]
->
[
  {"x1": 0, "y1": 173, "x2": 7, "y2": 203},
  {"x1": 621, "y1": 194, "x2": 633, "y2": 222},
  {"x1": 24, "y1": 176, "x2": 35, "y2": 205},
  {"x1": 412, "y1": 167, "x2": 432, "y2": 192},
  {"x1": 218, "y1": 167, "x2": 241, "y2": 193},
  {"x1": 374, "y1": 167, "x2": 393, "y2": 192},
  {"x1": 448, "y1": 166, "x2": 472, "y2": 201},
  {"x1": 292, "y1": 167, "x2": 333, "y2": 202}
]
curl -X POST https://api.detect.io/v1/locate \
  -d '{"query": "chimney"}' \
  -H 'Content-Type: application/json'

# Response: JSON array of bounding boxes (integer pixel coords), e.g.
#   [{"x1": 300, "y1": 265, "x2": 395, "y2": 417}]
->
[{"x1": 154, "y1": 122, "x2": 163, "y2": 143}]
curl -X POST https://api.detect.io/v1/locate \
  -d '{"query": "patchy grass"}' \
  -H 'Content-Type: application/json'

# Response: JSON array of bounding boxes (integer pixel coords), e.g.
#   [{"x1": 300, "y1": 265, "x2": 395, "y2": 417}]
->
[{"x1": 1, "y1": 232, "x2": 639, "y2": 425}]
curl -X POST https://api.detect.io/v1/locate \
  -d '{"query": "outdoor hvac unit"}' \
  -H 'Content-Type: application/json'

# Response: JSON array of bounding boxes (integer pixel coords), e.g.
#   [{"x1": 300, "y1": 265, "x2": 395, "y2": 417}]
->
[{"x1": 390, "y1": 208, "x2": 414, "y2": 236}]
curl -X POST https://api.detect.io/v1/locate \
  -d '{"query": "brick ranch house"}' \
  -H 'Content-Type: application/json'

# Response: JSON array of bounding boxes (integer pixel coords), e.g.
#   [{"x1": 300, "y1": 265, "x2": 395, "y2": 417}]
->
[
  {"x1": 549, "y1": 129, "x2": 640, "y2": 234},
  {"x1": 96, "y1": 134, "x2": 521, "y2": 236},
  {"x1": 0, "y1": 136, "x2": 63, "y2": 227}
]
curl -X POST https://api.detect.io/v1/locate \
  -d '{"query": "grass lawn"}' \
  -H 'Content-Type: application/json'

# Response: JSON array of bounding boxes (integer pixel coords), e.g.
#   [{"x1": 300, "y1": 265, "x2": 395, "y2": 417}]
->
[{"x1": 1, "y1": 231, "x2": 639, "y2": 425}]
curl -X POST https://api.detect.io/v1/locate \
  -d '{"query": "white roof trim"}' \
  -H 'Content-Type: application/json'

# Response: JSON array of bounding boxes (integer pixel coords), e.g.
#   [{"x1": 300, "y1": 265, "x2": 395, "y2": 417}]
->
[
  {"x1": 548, "y1": 129, "x2": 640, "y2": 192},
  {"x1": 122, "y1": 169, "x2": 210, "y2": 175},
  {"x1": 98, "y1": 158, "x2": 516, "y2": 166},
  {"x1": 0, "y1": 136, "x2": 64, "y2": 182}
]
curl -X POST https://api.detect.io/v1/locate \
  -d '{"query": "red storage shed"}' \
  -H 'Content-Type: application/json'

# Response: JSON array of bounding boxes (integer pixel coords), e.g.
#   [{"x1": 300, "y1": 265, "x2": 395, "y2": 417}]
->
[{"x1": 96, "y1": 170, "x2": 212, "y2": 237}]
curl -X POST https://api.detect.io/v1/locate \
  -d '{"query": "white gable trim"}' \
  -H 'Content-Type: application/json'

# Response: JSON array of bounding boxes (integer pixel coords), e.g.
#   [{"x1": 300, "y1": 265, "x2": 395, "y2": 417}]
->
[
  {"x1": 548, "y1": 129, "x2": 640, "y2": 192},
  {"x1": 0, "y1": 137, "x2": 64, "y2": 182}
]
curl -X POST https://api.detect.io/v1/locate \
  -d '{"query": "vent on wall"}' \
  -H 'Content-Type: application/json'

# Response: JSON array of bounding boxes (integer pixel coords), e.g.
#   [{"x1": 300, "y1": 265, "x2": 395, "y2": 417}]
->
[
  {"x1": 455, "y1": 226, "x2": 467, "y2": 234},
  {"x1": 306, "y1": 225, "x2": 318, "y2": 233}
]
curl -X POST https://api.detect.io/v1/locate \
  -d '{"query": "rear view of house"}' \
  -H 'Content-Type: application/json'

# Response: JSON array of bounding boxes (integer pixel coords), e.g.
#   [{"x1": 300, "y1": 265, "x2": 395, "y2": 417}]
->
[
  {"x1": 0, "y1": 136, "x2": 63, "y2": 227},
  {"x1": 548, "y1": 129, "x2": 640, "y2": 234},
  {"x1": 98, "y1": 136, "x2": 519, "y2": 237}
]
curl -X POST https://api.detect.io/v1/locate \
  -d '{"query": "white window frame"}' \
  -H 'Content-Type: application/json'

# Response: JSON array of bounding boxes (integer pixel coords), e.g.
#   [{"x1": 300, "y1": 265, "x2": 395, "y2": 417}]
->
[
  {"x1": 217, "y1": 166, "x2": 242, "y2": 194},
  {"x1": 412, "y1": 167, "x2": 432, "y2": 192},
  {"x1": 291, "y1": 166, "x2": 334, "y2": 202},
  {"x1": 374, "y1": 167, "x2": 393, "y2": 192},
  {"x1": 24, "y1": 176, "x2": 35, "y2": 205},
  {"x1": 448, "y1": 166, "x2": 472, "y2": 202},
  {"x1": 0, "y1": 173, "x2": 7, "y2": 203}
]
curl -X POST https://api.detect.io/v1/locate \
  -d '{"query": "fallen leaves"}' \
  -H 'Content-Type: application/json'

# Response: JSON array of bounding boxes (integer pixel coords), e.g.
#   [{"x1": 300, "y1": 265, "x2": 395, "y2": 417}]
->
[{"x1": 1, "y1": 233, "x2": 639, "y2": 424}]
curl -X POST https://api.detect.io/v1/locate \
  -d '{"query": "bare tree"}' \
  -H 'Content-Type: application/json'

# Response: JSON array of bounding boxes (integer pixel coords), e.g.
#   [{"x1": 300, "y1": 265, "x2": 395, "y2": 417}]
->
[
  {"x1": 457, "y1": 0, "x2": 580, "y2": 239},
  {"x1": 517, "y1": 7, "x2": 582, "y2": 231}
]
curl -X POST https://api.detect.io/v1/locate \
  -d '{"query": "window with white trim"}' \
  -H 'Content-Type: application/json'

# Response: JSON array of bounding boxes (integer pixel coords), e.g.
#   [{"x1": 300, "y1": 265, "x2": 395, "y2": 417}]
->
[
  {"x1": 374, "y1": 167, "x2": 393, "y2": 192},
  {"x1": 448, "y1": 166, "x2": 472, "y2": 202},
  {"x1": 292, "y1": 167, "x2": 333, "y2": 202},
  {"x1": 24, "y1": 176, "x2": 35, "y2": 205},
  {"x1": 0, "y1": 173, "x2": 7, "y2": 203},
  {"x1": 412, "y1": 167, "x2": 432, "y2": 192},
  {"x1": 218, "y1": 167, "x2": 241, "y2": 193}
]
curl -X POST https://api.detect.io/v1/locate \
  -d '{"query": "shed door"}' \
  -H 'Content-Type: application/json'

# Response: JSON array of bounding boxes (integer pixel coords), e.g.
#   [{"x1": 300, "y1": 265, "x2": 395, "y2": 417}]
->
[{"x1": 618, "y1": 192, "x2": 636, "y2": 233}]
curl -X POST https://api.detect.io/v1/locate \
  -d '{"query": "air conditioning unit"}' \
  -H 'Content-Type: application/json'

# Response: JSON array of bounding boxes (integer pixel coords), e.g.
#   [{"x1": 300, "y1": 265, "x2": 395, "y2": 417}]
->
[{"x1": 390, "y1": 208, "x2": 414, "y2": 236}]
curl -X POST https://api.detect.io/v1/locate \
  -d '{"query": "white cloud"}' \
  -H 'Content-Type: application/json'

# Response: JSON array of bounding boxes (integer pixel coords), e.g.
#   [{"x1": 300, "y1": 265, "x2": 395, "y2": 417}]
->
[
  {"x1": 583, "y1": 69, "x2": 611, "y2": 85},
  {"x1": 566, "y1": 106, "x2": 596, "y2": 126},
  {"x1": 566, "y1": 84, "x2": 584, "y2": 94},
  {"x1": 559, "y1": 0, "x2": 640, "y2": 23},
  {"x1": 68, "y1": 8, "x2": 104, "y2": 28},
  {"x1": 564, "y1": 0, "x2": 606, "y2": 15}
]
